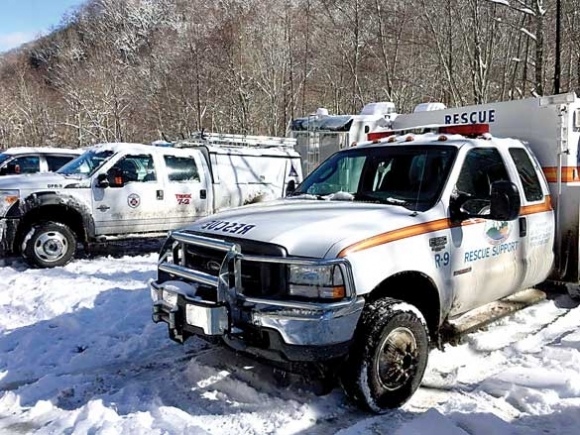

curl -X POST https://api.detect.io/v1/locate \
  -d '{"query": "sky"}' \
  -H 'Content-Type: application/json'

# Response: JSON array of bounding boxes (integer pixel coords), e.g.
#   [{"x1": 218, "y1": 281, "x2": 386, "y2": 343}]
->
[
  {"x1": 0, "y1": 0, "x2": 87, "y2": 52},
  {"x1": 0, "y1": 246, "x2": 579, "y2": 434}
]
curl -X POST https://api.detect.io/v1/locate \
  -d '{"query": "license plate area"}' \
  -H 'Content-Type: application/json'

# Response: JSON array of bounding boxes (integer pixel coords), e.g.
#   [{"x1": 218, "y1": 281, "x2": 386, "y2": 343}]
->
[{"x1": 185, "y1": 303, "x2": 228, "y2": 335}]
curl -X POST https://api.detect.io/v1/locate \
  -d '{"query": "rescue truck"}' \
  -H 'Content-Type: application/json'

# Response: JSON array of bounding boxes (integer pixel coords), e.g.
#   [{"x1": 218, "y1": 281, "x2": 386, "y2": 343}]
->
[
  {"x1": 0, "y1": 133, "x2": 301, "y2": 267},
  {"x1": 150, "y1": 93, "x2": 579, "y2": 413}
]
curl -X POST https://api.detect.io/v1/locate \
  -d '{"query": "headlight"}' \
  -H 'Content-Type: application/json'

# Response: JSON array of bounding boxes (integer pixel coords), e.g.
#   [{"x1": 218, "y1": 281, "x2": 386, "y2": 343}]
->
[
  {"x1": 0, "y1": 189, "x2": 19, "y2": 216},
  {"x1": 288, "y1": 264, "x2": 346, "y2": 300}
]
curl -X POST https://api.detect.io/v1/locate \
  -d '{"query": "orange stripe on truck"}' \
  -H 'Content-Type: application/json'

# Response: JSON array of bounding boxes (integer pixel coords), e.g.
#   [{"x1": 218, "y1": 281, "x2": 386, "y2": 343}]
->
[
  {"x1": 520, "y1": 195, "x2": 552, "y2": 215},
  {"x1": 542, "y1": 166, "x2": 579, "y2": 183},
  {"x1": 338, "y1": 218, "x2": 451, "y2": 257},
  {"x1": 338, "y1": 196, "x2": 552, "y2": 257}
]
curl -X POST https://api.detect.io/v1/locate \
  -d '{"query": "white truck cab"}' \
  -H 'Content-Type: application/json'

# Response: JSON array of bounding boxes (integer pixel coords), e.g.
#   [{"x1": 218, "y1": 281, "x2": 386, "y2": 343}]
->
[
  {"x1": 0, "y1": 138, "x2": 301, "y2": 267},
  {"x1": 151, "y1": 93, "x2": 578, "y2": 413}
]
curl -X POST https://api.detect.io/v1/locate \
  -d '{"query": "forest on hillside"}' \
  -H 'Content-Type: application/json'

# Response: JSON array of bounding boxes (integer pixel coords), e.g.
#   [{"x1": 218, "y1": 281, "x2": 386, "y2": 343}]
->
[{"x1": 0, "y1": 0, "x2": 578, "y2": 148}]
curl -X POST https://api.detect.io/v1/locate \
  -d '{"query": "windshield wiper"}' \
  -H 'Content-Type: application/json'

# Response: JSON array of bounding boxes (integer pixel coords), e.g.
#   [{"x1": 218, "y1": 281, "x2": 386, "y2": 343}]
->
[
  {"x1": 287, "y1": 192, "x2": 322, "y2": 199},
  {"x1": 384, "y1": 197, "x2": 409, "y2": 205},
  {"x1": 354, "y1": 192, "x2": 409, "y2": 206},
  {"x1": 289, "y1": 192, "x2": 352, "y2": 200}
]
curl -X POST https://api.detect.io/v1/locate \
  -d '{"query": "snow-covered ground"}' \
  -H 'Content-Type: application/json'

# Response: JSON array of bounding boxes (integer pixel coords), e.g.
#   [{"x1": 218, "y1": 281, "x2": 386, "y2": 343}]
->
[{"x1": 0, "y1": 249, "x2": 579, "y2": 435}]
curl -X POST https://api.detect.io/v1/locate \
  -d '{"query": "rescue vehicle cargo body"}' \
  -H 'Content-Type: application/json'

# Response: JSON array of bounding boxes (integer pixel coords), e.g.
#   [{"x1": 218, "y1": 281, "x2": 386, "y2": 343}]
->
[
  {"x1": 0, "y1": 139, "x2": 301, "y2": 267},
  {"x1": 151, "y1": 93, "x2": 579, "y2": 412}
]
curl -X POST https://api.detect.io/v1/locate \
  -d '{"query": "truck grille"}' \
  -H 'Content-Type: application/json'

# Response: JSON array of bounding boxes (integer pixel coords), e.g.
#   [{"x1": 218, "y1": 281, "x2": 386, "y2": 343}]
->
[{"x1": 180, "y1": 232, "x2": 287, "y2": 299}]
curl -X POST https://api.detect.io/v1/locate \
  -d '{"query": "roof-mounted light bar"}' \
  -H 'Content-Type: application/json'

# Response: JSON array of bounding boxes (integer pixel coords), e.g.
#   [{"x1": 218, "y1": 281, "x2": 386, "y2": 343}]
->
[
  {"x1": 368, "y1": 131, "x2": 394, "y2": 141},
  {"x1": 368, "y1": 123, "x2": 490, "y2": 143},
  {"x1": 438, "y1": 123, "x2": 489, "y2": 137}
]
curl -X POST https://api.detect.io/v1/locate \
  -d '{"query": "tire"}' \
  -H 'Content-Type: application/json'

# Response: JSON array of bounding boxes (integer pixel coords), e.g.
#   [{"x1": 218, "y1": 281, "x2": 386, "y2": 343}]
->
[
  {"x1": 340, "y1": 298, "x2": 429, "y2": 413},
  {"x1": 22, "y1": 222, "x2": 77, "y2": 268}
]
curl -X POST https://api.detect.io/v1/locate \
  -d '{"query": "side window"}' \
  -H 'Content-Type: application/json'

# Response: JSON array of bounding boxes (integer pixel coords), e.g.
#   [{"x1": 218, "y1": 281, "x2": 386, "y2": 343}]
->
[
  {"x1": 456, "y1": 148, "x2": 509, "y2": 199},
  {"x1": 164, "y1": 155, "x2": 200, "y2": 182},
  {"x1": 46, "y1": 155, "x2": 76, "y2": 172},
  {"x1": 111, "y1": 154, "x2": 156, "y2": 183},
  {"x1": 509, "y1": 148, "x2": 543, "y2": 202},
  {"x1": 11, "y1": 156, "x2": 41, "y2": 174}
]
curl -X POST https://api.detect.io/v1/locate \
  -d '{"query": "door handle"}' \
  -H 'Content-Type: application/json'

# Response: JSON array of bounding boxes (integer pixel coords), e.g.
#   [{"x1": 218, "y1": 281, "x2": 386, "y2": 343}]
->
[
  {"x1": 519, "y1": 217, "x2": 527, "y2": 237},
  {"x1": 200, "y1": 189, "x2": 207, "y2": 199},
  {"x1": 156, "y1": 190, "x2": 164, "y2": 200}
]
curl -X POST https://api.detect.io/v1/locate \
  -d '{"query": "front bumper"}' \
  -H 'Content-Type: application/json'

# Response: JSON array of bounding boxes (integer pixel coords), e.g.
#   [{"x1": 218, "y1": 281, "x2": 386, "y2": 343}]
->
[{"x1": 151, "y1": 231, "x2": 364, "y2": 362}]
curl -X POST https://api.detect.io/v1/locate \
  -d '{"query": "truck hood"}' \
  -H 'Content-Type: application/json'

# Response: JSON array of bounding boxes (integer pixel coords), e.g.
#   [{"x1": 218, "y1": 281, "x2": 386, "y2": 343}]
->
[
  {"x1": 184, "y1": 199, "x2": 439, "y2": 258},
  {"x1": 0, "y1": 172, "x2": 87, "y2": 190}
]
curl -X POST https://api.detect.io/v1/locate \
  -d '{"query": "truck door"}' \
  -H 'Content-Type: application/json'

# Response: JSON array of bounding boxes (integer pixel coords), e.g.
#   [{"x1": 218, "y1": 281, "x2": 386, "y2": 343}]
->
[
  {"x1": 508, "y1": 147, "x2": 555, "y2": 288},
  {"x1": 449, "y1": 147, "x2": 522, "y2": 314},
  {"x1": 92, "y1": 153, "x2": 166, "y2": 235},
  {"x1": 160, "y1": 152, "x2": 211, "y2": 230}
]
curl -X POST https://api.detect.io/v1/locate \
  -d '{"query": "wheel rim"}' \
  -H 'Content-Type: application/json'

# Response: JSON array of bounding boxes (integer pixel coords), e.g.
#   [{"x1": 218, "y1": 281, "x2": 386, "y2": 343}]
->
[
  {"x1": 375, "y1": 326, "x2": 419, "y2": 391},
  {"x1": 33, "y1": 231, "x2": 69, "y2": 263}
]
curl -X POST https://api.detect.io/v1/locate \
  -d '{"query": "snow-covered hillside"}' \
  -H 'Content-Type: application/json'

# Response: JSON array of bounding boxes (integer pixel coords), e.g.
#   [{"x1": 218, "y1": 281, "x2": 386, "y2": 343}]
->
[{"x1": 0, "y1": 251, "x2": 579, "y2": 434}]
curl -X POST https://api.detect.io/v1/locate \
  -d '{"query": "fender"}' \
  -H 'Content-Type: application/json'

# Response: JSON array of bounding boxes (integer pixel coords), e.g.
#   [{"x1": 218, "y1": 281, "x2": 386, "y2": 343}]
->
[
  {"x1": 365, "y1": 269, "x2": 443, "y2": 337},
  {"x1": 20, "y1": 191, "x2": 96, "y2": 240}
]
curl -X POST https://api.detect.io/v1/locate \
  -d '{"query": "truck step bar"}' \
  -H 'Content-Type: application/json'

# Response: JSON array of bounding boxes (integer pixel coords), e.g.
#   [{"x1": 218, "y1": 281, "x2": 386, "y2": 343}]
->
[{"x1": 445, "y1": 288, "x2": 547, "y2": 338}]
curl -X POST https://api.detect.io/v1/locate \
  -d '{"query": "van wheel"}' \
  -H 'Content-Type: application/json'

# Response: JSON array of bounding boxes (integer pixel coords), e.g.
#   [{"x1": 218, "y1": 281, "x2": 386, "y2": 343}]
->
[
  {"x1": 23, "y1": 222, "x2": 77, "y2": 268},
  {"x1": 340, "y1": 298, "x2": 429, "y2": 413}
]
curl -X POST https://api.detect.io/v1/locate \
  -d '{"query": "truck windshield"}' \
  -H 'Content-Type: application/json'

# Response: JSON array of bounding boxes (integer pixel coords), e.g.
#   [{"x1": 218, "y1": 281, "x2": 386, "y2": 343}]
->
[
  {"x1": 57, "y1": 150, "x2": 114, "y2": 176},
  {"x1": 291, "y1": 145, "x2": 457, "y2": 211}
]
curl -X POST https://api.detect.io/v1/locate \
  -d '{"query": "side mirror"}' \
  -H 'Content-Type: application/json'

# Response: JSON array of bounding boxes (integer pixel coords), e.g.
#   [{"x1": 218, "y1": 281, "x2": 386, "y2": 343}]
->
[
  {"x1": 489, "y1": 180, "x2": 521, "y2": 221},
  {"x1": 286, "y1": 179, "x2": 296, "y2": 195},
  {"x1": 96, "y1": 173, "x2": 110, "y2": 188},
  {"x1": 106, "y1": 167, "x2": 125, "y2": 188},
  {"x1": 454, "y1": 180, "x2": 521, "y2": 221}
]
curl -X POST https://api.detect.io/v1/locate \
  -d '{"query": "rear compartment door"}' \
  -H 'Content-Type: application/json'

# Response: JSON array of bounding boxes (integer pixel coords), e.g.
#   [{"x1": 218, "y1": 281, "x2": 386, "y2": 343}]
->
[{"x1": 508, "y1": 147, "x2": 555, "y2": 288}]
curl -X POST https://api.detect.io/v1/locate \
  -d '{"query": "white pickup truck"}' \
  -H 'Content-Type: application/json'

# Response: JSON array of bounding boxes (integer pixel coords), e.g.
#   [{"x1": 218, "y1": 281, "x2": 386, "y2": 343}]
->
[
  {"x1": 150, "y1": 93, "x2": 579, "y2": 413},
  {"x1": 0, "y1": 139, "x2": 301, "y2": 267}
]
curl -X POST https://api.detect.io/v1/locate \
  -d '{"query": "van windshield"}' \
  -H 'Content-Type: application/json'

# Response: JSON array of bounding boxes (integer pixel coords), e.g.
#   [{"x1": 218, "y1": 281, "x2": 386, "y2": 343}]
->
[
  {"x1": 58, "y1": 150, "x2": 114, "y2": 176},
  {"x1": 290, "y1": 145, "x2": 457, "y2": 211}
]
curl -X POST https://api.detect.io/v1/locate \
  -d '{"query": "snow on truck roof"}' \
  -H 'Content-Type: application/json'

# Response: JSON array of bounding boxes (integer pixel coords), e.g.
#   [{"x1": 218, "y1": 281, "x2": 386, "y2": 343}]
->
[
  {"x1": 86, "y1": 142, "x2": 299, "y2": 158},
  {"x1": 1, "y1": 147, "x2": 82, "y2": 155},
  {"x1": 356, "y1": 130, "x2": 527, "y2": 151}
]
